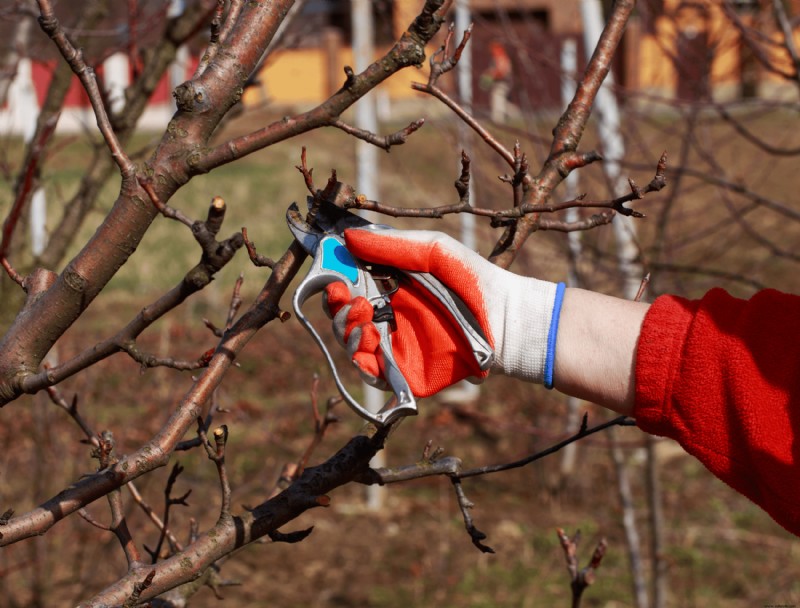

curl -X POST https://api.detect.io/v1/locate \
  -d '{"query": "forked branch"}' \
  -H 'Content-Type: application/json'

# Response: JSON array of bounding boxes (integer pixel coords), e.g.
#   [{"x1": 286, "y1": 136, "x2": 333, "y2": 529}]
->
[{"x1": 557, "y1": 527, "x2": 608, "y2": 608}]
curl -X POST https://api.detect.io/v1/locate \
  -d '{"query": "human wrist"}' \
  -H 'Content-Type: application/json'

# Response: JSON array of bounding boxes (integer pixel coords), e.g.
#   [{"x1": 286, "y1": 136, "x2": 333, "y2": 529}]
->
[
  {"x1": 486, "y1": 271, "x2": 565, "y2": 385},
  {"x1": 553, "y1": 288, "x2": 649, "y2": 413}
]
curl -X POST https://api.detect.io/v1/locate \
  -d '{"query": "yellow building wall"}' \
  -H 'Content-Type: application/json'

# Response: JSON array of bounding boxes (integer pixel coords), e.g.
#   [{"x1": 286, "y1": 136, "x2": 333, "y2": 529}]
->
[
  {"x1": 706, "y1": 6, "x2": 741, "y2": 85},
  {"x1": 635, "y1": 0, "x2": 746, "y2": 93},
  {"x1": 763, "y1": 30, "x2": 800, "y2": 82},
  {"x1": 244, "y1": 49, "x2": 327, "y2": 106},
  {"x1": 638, "y1": 16, "x2": 677, "y2": 92}
]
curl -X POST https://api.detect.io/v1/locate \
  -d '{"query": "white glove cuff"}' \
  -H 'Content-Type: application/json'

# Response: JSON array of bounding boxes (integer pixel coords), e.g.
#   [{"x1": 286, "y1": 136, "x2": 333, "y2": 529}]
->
[{"x1": 486, "y1": 275, "x2": 565, "y2": 386}]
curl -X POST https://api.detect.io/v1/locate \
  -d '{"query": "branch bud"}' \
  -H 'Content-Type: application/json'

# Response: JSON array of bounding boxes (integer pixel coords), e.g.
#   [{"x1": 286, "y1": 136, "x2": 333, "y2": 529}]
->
[
  {"x1": 205, "y1": 196, "x2": 227, "y2": 236},
  {"x1": 213, "y1": 425, "x2": 228, "y2": 451}
]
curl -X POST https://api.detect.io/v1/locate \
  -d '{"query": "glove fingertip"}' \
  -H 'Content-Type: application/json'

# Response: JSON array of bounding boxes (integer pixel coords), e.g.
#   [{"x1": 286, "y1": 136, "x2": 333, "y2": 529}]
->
[
  {"x1": 357, "y1": 322, "x2": 381, "y2": 354},
  {"x1": 353, "y1": 352, "x2": 381, "y2": 380},
  {"x1": 342, "y1": 228, "x2": 394, "y2": 263},
  {"x1": 345, "y1": 297, "x2": 374, "y2": 332},
  {"x1": 324, "y1": 282, "x2": 351, "y2": 318}
]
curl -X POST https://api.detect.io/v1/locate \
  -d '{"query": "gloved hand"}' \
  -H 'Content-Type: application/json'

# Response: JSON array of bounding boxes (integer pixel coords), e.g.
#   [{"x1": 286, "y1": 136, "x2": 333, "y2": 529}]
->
[{"x1": 323, "y1": 228, "x2": 565, "y2": 398}]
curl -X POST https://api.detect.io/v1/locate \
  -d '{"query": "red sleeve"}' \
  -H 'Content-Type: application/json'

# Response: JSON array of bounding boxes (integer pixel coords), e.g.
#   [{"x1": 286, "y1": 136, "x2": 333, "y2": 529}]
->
[{"x1": 634, "y1": 288, "x2": 800, "y2": 536}]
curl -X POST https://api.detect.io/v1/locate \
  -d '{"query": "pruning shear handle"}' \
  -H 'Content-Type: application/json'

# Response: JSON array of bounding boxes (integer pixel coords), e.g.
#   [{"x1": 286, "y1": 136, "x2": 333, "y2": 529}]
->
[
  {"x1": 292, "y1": 233, "x2": 416, "y2": 426},
  {"x1": 288, "y1": 201, "x2": 494, "y2": 427}
]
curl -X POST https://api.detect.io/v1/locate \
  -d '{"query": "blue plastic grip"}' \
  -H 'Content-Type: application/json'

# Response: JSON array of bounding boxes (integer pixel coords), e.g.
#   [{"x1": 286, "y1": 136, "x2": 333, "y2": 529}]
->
[{"x1": 320, "y1": 237, "x2": 359, "y2": 284}]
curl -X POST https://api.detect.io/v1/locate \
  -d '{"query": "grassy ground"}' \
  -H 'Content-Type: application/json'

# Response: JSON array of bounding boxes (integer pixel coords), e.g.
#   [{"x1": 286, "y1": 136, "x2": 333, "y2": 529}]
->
[{"x1": 0, "y1": 105, "x2": 799, "y2": 606}]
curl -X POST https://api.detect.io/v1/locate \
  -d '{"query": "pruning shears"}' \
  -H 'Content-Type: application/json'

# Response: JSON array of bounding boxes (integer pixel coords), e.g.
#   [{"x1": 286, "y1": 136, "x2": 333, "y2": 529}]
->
[{"x1": 287, "y1": 197, "x2": 494, "y2": 427}]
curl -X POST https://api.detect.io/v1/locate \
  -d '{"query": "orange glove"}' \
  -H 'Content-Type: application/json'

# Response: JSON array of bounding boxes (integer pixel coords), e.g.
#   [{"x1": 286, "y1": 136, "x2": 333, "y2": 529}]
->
[{"x1": 324, "y1": 228, "x2": 565, "y2": 398}]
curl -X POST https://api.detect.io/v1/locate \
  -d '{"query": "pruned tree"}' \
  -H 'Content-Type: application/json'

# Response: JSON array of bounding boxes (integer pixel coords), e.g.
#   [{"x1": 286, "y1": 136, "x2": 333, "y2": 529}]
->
[
  {"x1": 467, "y1": 2, "x2": 800, "y2": 607},
  {"x1": 15, "y1": 0, "x2": 793, "y2": 605}
]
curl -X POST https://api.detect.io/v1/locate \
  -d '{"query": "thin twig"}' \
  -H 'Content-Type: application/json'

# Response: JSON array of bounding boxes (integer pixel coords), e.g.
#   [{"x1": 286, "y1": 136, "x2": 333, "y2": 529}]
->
[
  {"x1": 634, "y1": 273, "x2": 651, "y2": 303},
  {"x1": 119, "y1": 340, "x2": 214, "y2": 371},
  {"x1": 451, "y1": 478, "x2": 494, "y2": 554},
  {"x1": 241, "y1": 227, "x2": 276, "y2": 268},
  {"x1": 139, "y1": 178, "x2": 194, "y2": 227},
  {"x1": 556, "y1": 528, "x2": 608, "y2": 608},
  {"x1": 127, "y1": 482, "x2": 184, "y2": 552},
  {"x1": 771, "y1": 0, "x2": 800, "y2": 87},
  {"x1": 198, "y1": 419, "x2": 232, "y2": 519},
  {"x1": 36, "y1": 0, "x2": 136, "y2": 179},
  {"x1": 713, "y1": 102, "x2": 800, "y2": 156},
  {"x1": 78, "y1": 508, "x2": 111, "y2": 531},
  {"x1": 44, "y1": 384, "x2": 98, "y2": 446},
  {"x1": 295, "y1": 146, "x2": 316, "y2": 194},
  {"x1": 0, "y1": 258, "x2": 25, "y2": 288},
  {"x1": 367, "y1": 415, "x2": 634, "y2": 552},
  {"x1": 0, "y1": 112, "x2": 59, "y2": 287},
  {"x1": 225, "y1": 274, "x2": 244, "y2": 330},
  {"x1": 296, "y1": 394, "x2": 340, "y2": 475},
  {"x1": 269, "y1": 379, "x2": 340, "y2": 498},
  {"x1": 331, "y1": 118, "x2": 425, "y2": 151},
  {"x1": 427, "y1": 22, "x2": 473, "y2": 85},
  {"x1": 146, "y1": 463, "x2": 191, "y2": 563},
  {"x1": 458, "y1": 415, "x2": 634, "y2": 479},
  {"x1": 346, "y1": 154, "x2": 666, "y2": 223},
  {"x1": 412, "y1": 81, "x2": 515, "y2": 167},
  {"x1": 536, "y1": 213, "x2": 616, "y2": 232}
]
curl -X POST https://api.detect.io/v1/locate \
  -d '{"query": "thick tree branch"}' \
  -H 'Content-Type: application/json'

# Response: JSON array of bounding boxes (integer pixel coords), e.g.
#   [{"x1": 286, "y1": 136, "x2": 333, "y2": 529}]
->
[
  {"x1": 195, "y1": 0, "x2": 447, "y2": 172},
  {"x1": 39, "y1": 1, "x2": 216, "y2": 269},
  {"x1": 81, "y1": 429, "x2": 389, "y2": 606},
  {"x1": 491, "y1": 0, "x2": 637, "y2": 268},
  {"x1": 0, "y1": 0, "x2": 446, "y2": 407},
  {"x1": 12, "y1": 198, "x2": 244, "y2": 398},
  {"x1": 0, "y1": 241, "x2": 306, "y2": 545}
]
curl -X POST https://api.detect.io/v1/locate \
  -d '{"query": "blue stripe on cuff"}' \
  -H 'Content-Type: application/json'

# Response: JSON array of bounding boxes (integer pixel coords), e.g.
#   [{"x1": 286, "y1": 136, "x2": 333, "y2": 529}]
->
[{"x1": 544, "y1": 282, "x2": 566, "y2": 389}]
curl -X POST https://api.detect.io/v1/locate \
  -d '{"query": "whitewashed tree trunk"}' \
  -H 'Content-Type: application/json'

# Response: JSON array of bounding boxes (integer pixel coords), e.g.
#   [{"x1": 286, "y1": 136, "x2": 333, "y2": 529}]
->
[
  {"x1": 103, "y1": 53, "x2": 130, "y2": 115},
  {"x1": 352, "y1": 0, "x2": 386, "y2": 511},
  {"x1": 445, "y1": 0, "x2": 482, "y2": 403}
]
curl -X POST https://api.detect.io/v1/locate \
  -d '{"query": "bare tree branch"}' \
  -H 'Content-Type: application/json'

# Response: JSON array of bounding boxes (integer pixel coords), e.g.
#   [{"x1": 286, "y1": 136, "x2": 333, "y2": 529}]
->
[
  {"x1": 557, "y1": 528, "x2": 608, "y2": 608},
  {"x1": 36, "y1": 0, "x2": 136, "y2": 179},
  {"x1": 331, "y1": 118, "x2": 425, "y2": 151}
]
